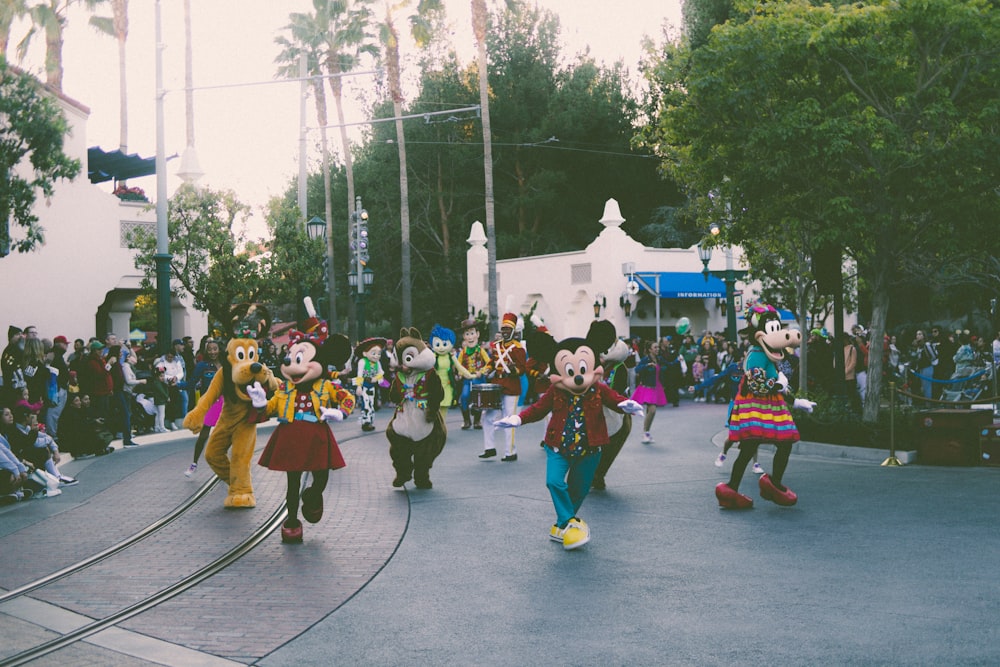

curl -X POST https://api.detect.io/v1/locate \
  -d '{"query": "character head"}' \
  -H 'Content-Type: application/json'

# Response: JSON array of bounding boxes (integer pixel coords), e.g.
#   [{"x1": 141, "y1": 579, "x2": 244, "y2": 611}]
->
[
  {"x1": 588, "y1": 320, "x2": 629, "y2": 367},
  {"x1": 354, "y1": 337, "x2": 387, "y2": 366},
  {"x1": 500, "y1": 312, "x2": 518, "y2": 341},
  {"x1": 526, "y1": 320, "x2": 616, "y2": 396},
  {"x1": 221, "y1": 337, "x2": 273, "y2": 403},
  {"x1": 429, "y1": 324, "x2": 456, "y2": 357},
  {"x1": 281, "y1": 331, "x2": 351, "y2": 387},
  {"x1": 460, "y1": 318, "x2": 481, "y2": 347},
  {"x1": 391, "y1": 328, "x2": 436, "y2": 373},
  {"x1": 742, "y1": 303, "x2": 802, "y2": 363}
]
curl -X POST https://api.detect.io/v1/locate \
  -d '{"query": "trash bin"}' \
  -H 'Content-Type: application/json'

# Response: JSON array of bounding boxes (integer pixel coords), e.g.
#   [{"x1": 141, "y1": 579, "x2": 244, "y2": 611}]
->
[{"x1": 916, "y1": 409, "x2": 994, "y2": 466}]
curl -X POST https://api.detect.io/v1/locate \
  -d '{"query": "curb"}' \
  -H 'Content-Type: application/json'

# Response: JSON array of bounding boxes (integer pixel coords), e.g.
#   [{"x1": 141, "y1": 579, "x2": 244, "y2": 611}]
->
[{"x1": 712, "y1": 430, "x2": 918, "y2": 465}]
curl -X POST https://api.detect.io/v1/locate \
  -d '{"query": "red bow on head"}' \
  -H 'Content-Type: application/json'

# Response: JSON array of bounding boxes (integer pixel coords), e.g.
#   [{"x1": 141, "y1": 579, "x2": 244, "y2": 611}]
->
[{"x1": 289, "y1": 320, "x2": 329, "y2": 345}]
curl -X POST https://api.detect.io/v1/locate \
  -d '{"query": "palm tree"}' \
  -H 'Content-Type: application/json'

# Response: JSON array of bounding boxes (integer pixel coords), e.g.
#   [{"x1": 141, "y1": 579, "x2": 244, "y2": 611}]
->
[
  {"x1": 276, "y1": 1, "x2": 376, "y2": 330},
  {"x1": 0, "y1": 0, "x2": 29, "y2": 57},
  {"x1": 17, "y1": 0, "x2": 101, "y2": 92},
  {"x1": 376, "y1": 0, "x2": 440, "y2": 326},
  {"x1": 87, "y1": 0, "x2": 128, "y2": 151},
  {"x1": 472, "y1": 0, "x2": 498, "y2": 333}
]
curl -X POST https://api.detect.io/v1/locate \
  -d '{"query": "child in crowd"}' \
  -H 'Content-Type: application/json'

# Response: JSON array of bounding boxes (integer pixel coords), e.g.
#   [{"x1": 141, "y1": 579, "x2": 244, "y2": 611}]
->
[
  {"x1": 147, "y1": 365, "x2": 171, "y2": 433},
  {"x1": 689, "y1": 355, "x2": 706, "y2": 401}
]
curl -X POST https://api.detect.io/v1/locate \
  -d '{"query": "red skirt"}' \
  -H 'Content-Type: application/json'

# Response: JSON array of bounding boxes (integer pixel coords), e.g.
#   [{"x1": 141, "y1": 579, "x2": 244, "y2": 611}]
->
[{"x1": 257, "y1": 420, "x2": 346, "y2": 472}]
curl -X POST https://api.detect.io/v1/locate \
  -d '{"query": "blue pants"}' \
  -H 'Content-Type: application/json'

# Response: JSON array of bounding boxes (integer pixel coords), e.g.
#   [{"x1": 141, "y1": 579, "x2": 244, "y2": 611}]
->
[
  {"x1": 459, "y1": 377, "x2": 486, "y2": 411},
  {"x1": 546, "y1": 446, "x2": 601, "y2": 528}
]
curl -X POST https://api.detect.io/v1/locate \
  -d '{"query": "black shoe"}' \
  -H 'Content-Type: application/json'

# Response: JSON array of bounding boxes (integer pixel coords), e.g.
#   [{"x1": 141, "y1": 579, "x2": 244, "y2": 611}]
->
[
  {"x1": 392, "y1": 474, "x2": 411, "y2": 488},
  {"x1": 124, "y1": 441, "x2": 139, "y2": 447},
  {"x1": 362, "y1": 423, "x2": 376, "y2": 432},
  {"x1": 501, "y1": 454, "x2": 518, "y2": 462},
  {"x1": 478, "y1": 449, "x2": 497, "y2": 459},
  {"x1": 592, "y1": 476, "x2": 606, "y2": 490},
  {"x1": 414, "y1": 478, "x2": 433, "y2": 489}
]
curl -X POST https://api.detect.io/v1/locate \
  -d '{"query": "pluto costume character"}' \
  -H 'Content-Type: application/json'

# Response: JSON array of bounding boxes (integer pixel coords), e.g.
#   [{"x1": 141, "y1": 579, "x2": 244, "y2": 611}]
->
[
  {"x1": 386, "y1": 328, "x2": 447, "y2": 489},
  {"x1": 184, "y1": 338, "x2": 279, "y2": 508},
  {"x1": 496, "y1": 322, "x2": 643, "y2": 550},
  {"x1": 251, "y1": 320, "x2": 356, "y2": 543},
  {"x1": 715, "y1": 303, "x2": 815, "y2": 509}
]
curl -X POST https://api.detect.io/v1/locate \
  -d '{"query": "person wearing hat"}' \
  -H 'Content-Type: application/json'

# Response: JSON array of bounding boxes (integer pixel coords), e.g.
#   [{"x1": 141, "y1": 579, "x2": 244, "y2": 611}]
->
[
  {"x1": 456, "y1": 317, "x2": 491, "y2": 430},
  {"x1": 80, "y1": 340, "x2": 114, "y2": 424},
  {"x1": 155, "y1": 342, "x2": 187, "y2": 430},
  {"x1": 480, "y1": 312, "x2": 527, "y2": 461},
  {"x1": 352, "y1": 337, "x2": 387, "y2": 432},
  {"x1": 45, "y1": 335, "x2": 72, "y2": 436},
  {"x1": 2, "y1": 326, "x2": 25, "y2": 406}
]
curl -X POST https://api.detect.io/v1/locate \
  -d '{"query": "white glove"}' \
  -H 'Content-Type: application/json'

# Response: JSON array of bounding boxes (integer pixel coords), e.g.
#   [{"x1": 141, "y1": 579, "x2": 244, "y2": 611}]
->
[
  {"x1": 793, "y1": 397, "x2": 816, "y2": 413},
  {"x1": 494, "y1": 415, "x2": 522, "y2": 428},
  {"x1": 320, "y1": 407, "x2": 344, "y2": 422},
  {"x1": 246, "y1": 381, "x2": 267, "y2": 409},
  {"x1": 776, "y1": 372, "x2": 789, "y2": 393},
  {"x1": 617, "y1": 399, "x2": 645, "y2": 417}
]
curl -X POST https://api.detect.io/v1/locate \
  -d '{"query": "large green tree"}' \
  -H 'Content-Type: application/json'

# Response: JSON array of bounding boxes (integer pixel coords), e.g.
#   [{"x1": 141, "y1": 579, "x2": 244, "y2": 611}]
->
[
  {"x1": 0, "y1": 56, "x2": 80, "y2": 256},
  {"x1": 127, "y1": 185, "x2": 319, "y2": 338},
  {"x1": 644, "y1": 0, "x2": 1000, "y2": 421}
]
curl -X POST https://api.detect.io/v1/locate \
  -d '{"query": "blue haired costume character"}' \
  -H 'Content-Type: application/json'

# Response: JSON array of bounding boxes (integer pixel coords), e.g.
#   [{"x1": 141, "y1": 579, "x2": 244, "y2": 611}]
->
[
  {"x1": 715, "y1": 303, "x2": 815, "y2": 510},
  {"x1": 429, "y1": 324, "x2": 474, "y2": 422}
]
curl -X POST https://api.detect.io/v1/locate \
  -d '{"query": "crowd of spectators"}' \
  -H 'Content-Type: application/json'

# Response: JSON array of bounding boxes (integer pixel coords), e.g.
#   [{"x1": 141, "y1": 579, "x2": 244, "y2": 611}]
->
[{"x1": 0, "y1": 325, "x2": 223, "y2": 505}]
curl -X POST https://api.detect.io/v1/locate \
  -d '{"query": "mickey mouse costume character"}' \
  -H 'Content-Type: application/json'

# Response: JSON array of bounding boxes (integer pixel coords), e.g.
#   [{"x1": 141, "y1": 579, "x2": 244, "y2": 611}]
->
[
  {"x1": 495, "y1": 320, "x2": 644, "y2": 550},
  {"x1": 715, "y1": 303, "x2": 815, "y2": 510},
  {"x1": 249, "y1": 301, "x2": 356, "y2": 543}
]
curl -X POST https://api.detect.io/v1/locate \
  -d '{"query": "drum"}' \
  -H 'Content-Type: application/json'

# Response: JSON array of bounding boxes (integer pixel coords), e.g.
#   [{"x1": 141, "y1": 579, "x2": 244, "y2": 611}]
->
[{"x1": 470, "y1": 383, "x2": 502, "y2": 410}]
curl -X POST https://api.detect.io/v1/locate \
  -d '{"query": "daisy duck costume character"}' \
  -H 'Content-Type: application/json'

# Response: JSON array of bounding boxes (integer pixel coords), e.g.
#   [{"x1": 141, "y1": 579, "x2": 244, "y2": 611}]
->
[
  {"x1": 352, "y1": 338, "x2": 386, "y2": 433},
  {"x1": 249, "y1": 309, "x2": 356, "y2": 543},
  {"x1": 715, "y1": 303, "x2": 815, "y2": 510},
  {"x1": 495, "y1": 321, "x2": 643, "y2": 550}
]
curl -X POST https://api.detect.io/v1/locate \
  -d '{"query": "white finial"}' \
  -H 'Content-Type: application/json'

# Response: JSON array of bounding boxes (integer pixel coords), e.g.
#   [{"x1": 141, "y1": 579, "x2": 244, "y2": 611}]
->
[
  {"x1": 599, "y1": 198, "x2": 625, "y2": 228},
  {"x1": 467, "y1": 221, "x2": 487, "y2": 246},
  {"x1": 177, "y1": 145, "x2": 204, "y2": 184}
]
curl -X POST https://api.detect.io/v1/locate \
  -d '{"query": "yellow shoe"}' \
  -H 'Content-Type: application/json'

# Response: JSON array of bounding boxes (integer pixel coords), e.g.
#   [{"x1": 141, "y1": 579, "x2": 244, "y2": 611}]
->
[
  {"x1": 549, "y1": 524, "x2": 566, "y2": 543},
  {"x1": 562, "y1": 517, "x2": 590, "y2": 550}
]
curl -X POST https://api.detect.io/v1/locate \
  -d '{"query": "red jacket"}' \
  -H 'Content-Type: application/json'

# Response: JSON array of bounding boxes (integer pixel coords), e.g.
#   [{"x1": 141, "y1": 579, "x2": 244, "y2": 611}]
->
[
  {"x1": 517, "y1": 383, "x2": 628, "y2": 449},
  {"x1": 83, "y1": 353, "x2": 113, "y2": 397}
]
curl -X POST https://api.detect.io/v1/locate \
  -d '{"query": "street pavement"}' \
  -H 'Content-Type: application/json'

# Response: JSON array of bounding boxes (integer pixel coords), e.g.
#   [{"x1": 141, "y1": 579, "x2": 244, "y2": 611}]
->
[{"x1": 3, "y1": 401, "x2": 999, "y2": 666}]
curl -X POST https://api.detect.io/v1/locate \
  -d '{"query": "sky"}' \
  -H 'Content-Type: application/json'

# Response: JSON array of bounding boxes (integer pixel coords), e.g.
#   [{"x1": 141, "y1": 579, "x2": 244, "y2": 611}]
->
[{"x1": 13, "y1": 0, "x2": 683, "y2": 240}]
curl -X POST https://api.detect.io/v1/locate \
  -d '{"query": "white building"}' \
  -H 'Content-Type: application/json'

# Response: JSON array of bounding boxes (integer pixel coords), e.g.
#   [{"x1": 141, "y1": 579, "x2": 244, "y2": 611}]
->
[
  {"x1": 1, "y1": 81, "x2": 204, "y2": 347},
  {"x1": 466, "y1": 198, "x2": 758, "y2": 342}
]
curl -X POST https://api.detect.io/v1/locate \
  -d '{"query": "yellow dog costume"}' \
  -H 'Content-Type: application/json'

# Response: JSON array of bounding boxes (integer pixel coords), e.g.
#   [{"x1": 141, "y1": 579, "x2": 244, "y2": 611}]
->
[{"x1": 183, "y1": 338, "x2": 278, "y2": 508}]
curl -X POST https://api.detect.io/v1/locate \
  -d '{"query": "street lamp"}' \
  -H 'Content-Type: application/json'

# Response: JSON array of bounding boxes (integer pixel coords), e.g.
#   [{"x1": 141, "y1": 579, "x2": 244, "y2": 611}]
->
[
  {"x1": 698, "y1": 240, "x2": 747, "y2": 343},
  {"x1": 306, "y1": 215, "x2": 326, "y2": 241},
  {"x1": 347, "y1": 267, "x2": 374, "y2": 339}
]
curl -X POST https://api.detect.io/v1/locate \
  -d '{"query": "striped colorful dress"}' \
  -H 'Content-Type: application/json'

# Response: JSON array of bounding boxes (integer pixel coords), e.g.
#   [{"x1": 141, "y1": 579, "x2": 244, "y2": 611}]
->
[{"x1": 728, "y1": 347, "x2": 800, "y2": 443}]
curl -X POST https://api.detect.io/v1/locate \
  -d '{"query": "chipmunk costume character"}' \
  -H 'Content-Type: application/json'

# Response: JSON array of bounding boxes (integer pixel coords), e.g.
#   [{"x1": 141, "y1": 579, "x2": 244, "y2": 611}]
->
[
  {"x1": 184, "y1": 337, "x2": 279, "y2": 508},
  {"x1": 715, "y1": 303, "x2": 815, "y2": 510},
  {"x1": 386, "y1": 328, "x2": 447, "y2": 489},
  {"x1": 250, "y1": 309, "x2": 356, "y2": 543},
  {"x1": 496, "y1": 322, "x2": 643, "y2": 550}
]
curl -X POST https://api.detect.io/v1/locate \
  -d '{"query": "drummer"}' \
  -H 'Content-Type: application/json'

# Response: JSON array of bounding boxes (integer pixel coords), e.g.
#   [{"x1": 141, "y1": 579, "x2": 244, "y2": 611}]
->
[
  {"x1": 480, "y1": 312, "x2": 527, "y2": 462},
  {"x1": 457, "y1": 317, "x2": 491, "y2": 430}
]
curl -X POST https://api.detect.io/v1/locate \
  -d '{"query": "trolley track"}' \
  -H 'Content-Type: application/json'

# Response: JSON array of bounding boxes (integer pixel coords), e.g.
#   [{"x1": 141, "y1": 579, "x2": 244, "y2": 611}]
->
[{"x1": 0, "y1": 430, "x2": 386, "y2": 666}]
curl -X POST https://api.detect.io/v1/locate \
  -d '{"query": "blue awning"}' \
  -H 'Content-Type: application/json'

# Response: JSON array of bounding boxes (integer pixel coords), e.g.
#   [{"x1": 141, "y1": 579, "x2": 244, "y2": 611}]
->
[{"x1": 634, "y1": 272, "x2": 726, "y2": 299}]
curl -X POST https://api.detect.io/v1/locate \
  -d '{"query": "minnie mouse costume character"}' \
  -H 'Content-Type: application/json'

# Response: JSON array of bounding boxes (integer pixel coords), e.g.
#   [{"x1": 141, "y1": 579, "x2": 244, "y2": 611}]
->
[
  {"x1": 496, "y1": 321, "x2": 643, "y2": 550},
  {"x1": 715, "y1": 303, "x2": 815, "y2": 510},
  {"x1": 249, "y1": 301, "x2": 356, "y2": 543}
]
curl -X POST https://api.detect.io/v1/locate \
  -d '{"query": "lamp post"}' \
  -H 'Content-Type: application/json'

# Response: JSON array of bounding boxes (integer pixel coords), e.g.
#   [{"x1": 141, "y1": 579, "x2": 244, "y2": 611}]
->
[
  {"x1": 347, "y1": 267, "x2": 374, "y2": 340},
  {"x1": 698, "y1": 236, "x2": 747, "y2": 343}
]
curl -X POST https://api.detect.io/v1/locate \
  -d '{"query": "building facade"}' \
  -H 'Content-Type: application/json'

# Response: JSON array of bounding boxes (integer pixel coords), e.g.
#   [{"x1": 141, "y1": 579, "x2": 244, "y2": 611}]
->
[{"x1": 1, "y1": 81, "x2": 204, "y2": 347}]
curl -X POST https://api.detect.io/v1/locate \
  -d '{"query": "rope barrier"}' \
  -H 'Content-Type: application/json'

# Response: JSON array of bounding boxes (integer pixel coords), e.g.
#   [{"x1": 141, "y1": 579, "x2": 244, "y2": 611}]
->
[{"x1": 907, "y1": 367, "x2": 989, "y2": 385}]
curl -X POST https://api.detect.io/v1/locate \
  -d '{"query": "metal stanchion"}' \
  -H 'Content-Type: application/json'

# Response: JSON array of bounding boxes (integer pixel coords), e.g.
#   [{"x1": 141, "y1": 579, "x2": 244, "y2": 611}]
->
[{"x1": 882, "y1": 381, "x2": 904, "y2": 466}]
